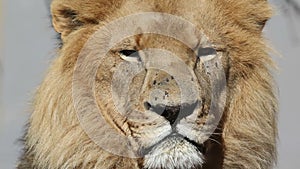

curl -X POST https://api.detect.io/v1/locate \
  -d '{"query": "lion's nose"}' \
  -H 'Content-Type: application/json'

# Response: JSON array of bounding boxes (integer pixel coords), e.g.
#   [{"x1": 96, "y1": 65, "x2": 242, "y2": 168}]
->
[{"x1": 144, "y1": 102, "x2": 197, "y2": 125}]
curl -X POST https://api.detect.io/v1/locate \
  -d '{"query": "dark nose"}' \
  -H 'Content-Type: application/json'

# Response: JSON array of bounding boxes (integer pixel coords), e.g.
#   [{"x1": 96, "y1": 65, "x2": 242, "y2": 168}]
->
[{"x1": 144, "y1": 102, "x2": 198, "y2": 125}]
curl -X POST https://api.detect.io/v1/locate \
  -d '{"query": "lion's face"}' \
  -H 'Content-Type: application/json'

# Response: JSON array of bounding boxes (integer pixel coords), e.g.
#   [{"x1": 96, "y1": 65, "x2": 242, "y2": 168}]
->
[
  {"x1": 92, "y1": 31, "x2": 228, "y2": 168},
  {"x1": 60, "y1": 7, "x2": 228, "y2": 167},
  {"x1": 24, "y1": 0, "x2": 276, "y2": 169}
]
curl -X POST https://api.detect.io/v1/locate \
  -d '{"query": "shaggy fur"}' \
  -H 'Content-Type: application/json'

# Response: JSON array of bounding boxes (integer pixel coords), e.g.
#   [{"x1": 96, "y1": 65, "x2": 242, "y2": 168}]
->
[{"x1": 18, "y1": 0, "x2": 277, "y2": 169}]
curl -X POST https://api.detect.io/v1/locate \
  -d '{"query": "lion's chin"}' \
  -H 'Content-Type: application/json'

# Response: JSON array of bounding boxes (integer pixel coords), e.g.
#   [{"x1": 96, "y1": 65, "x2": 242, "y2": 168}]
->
[{"x1": 143, "y1": 136, "x2": 204, "y2": 169}]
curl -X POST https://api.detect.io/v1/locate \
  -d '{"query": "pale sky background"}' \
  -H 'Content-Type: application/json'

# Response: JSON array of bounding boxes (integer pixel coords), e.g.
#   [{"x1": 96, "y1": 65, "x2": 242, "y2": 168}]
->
[{"x1": 1, "y1": 0, "x2": 300, "y2": 169}]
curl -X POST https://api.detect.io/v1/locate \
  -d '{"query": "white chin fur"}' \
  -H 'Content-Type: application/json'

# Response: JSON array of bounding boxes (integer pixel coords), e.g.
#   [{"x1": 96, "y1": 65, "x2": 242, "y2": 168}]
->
[{"x1": 143, "y1": 137, "x2": 204, "y2": 169}]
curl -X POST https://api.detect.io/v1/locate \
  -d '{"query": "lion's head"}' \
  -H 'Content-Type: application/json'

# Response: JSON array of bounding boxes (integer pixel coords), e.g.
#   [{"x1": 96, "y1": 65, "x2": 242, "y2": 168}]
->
[{"x1": 18, "y1": 1, "x2": 278, "y2": 169}]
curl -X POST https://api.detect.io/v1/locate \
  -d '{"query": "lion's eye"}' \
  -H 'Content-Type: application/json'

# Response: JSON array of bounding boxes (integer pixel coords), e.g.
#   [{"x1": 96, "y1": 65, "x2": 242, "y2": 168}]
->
[
  {"x1": 197, "y1": 47, "x2": 217, "y2": 61},
  {"x1": 119, "y1": 50, "x2": 140, "y2": 62}
]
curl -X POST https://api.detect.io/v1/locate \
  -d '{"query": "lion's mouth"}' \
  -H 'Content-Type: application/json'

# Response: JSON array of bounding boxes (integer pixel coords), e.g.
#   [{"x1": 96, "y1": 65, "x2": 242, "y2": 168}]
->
[
  {"x1": 140, "y1": 132, "x2": 205, "y2": 156},
  {"x1": 140, "y1": 100, "x2": 205, "y2": 156}
]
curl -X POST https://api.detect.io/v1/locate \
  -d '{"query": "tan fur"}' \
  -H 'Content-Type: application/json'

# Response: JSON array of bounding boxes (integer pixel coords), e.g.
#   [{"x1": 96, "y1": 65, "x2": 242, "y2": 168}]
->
[{"x1": 18, "y1": 0, "x2": 277, "y2": 169}]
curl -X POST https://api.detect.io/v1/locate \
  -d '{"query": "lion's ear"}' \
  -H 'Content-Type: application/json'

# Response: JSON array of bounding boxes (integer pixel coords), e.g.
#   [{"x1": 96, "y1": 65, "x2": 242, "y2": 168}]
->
[
  {"x1": 253, "y1": 1, "x2": 273, "y2": 31},
  {"x1": 51, "y1": 5, "x2": 83, "y2": 40},
  {"x1": 230, "y1": 1, "x2": 273, "y2": 32}
]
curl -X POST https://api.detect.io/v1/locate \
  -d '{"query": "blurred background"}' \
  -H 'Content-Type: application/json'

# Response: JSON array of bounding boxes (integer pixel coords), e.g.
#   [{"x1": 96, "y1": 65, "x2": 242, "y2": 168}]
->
[{"x1": 1, "y1": 0, "x2": 299, "y2": 168}]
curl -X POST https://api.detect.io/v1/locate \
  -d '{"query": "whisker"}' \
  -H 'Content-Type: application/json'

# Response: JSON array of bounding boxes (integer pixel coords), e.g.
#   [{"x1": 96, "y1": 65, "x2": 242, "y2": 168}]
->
[{"x1": 208, "y1": 138, "x2": 221, "y2": 145}]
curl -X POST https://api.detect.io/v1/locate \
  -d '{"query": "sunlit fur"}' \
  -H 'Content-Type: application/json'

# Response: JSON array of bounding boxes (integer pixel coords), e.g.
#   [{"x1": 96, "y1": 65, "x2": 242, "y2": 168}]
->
[{"x1": 18, "y1": 0, "x2": 277, "y2": 169}]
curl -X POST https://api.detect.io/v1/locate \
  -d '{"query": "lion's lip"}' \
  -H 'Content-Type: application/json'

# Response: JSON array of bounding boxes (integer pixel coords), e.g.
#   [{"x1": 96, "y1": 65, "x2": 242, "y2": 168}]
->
[
  {"x1": 182, "y1": 134, "x2": 206, "y2": 153},
  {"x1": 140, "y1": 132, "x2": 205, "y2": 156}
]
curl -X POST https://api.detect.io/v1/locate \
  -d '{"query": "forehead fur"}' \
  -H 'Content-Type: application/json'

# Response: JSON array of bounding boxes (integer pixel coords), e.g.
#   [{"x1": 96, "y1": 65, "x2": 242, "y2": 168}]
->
[
  {"x1": 51, "y1": 0, "x2": 273, "y2": 53},
  {"x1": 51, "y1": 0, "x2": 272, "y2": 28},
  {"x1": 51, "y1": 0, "x2": 273, "y2": 75}
]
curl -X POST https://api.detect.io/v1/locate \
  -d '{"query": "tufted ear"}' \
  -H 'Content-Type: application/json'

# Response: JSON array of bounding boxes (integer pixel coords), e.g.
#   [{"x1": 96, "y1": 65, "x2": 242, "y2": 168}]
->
[
  {"x1": 51, "y1": 4, "x2": 83, "y2": 40},
  {"x1": 258, "y1": 20, "x2": 268, "y2": 30},
  {"x1": 239, "y1": 0, "x2": 273, "y2": 31},
  {"x1": 252, "y1": 0, "x2": 273, "y2": 31}
]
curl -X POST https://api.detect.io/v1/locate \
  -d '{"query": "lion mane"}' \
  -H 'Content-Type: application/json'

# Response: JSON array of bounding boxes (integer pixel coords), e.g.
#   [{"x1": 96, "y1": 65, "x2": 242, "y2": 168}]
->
[{"x1": 18, "y1": 0, "x2": 278, "y2": 169}]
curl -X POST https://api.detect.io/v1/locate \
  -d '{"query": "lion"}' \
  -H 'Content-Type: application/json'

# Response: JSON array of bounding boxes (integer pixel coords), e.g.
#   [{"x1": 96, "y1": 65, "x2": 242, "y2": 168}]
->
[{"x1": 17, "y1": 0, "x2": 278, "y2": 169}]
